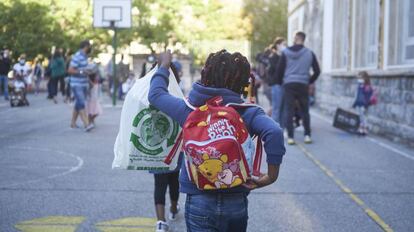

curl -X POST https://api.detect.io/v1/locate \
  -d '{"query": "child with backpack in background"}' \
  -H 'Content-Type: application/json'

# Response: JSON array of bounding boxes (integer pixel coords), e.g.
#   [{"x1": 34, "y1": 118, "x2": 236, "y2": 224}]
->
[
  {"x1": 149, "y1": 50, "x2": 285, "y2": 232},
  {"x1": 353, "y1": 71, "x2": 376, "y2": 135},
  {"x1": 86, "y1": 73, "x2": 102, "y2": 126}
]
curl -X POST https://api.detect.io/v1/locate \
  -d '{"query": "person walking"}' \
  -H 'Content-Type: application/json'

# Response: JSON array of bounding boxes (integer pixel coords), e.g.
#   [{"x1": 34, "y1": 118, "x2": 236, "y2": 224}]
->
[
  {"x1": 86, "y1": 73, "x2": 102, "y2": 126},
  {"x1": 64, "y1": 52, "x2": 73, "y2": 103},
  {"x1": 57, "y1": 48, "x2": 67, "y2": 97},
  {"x1": 67, "y1": 40, "x2": 94, "y2": 131},
  {"x1": 0, "y1": 49, "x2": 11, "y2": 100},
  {"x1": 149, "y1": 50, "x2": 285, "y2": 232},
  {"x1": 268, "y1": 37, "x2": 287, "y2": 127},
  {"x1": 33, "y1": 59, "x2": 43, "y2": 95},
  {"x1": 255, "y1": 48, "x2": 273, "y2": 107},
  {"x1": 353, "y1": 71, "x2": 375, "y2": 135},
  {"x1": 50, "y1": 50, "x2": 66, "y2": 103},
  {"x1": 117, "y1": 55, "x2": 129, "y2": 100},
  {"x1": 274, "y1": 31, "x2": 320, "y2": 145},
  {"x1": 151, "y1": 154, "x2": 183, "y2": 232}
]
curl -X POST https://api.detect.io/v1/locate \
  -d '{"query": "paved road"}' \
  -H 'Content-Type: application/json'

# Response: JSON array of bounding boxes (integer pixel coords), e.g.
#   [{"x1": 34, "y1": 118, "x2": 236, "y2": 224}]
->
[{"x1": 0, "y1": 93, "x2": 413, "y2": 232}]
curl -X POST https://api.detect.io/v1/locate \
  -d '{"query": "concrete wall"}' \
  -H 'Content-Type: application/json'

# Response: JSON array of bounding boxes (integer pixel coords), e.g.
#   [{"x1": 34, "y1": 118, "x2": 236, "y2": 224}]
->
[{"x1": 316, "y1": 72, "x2": 414, "y2": 147}]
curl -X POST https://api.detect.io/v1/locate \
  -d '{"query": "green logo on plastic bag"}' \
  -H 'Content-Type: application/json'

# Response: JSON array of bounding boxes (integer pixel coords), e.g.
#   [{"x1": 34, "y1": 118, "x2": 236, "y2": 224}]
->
[{"x1": 130, "y1": 105, "x2": 179, "y2": 156}]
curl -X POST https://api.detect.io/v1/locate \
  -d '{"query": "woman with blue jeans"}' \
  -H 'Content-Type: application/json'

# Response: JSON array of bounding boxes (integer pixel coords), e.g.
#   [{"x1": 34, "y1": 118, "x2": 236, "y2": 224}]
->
[
  {"x1": 149, "y1": 50, "x2": 285, "y2": 232},
  {"x1": 268, "y1": 37, "x2": 287, "y2": 127}
]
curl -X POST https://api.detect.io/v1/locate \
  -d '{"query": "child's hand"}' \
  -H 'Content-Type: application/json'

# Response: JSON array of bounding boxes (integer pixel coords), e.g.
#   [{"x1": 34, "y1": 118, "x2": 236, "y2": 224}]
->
[
  {"x1": 242, "y1": 174, "x2": 272, "y2": 190},
  {"x1": 159, "y1": 50, "x2": 172, "y2": 69},
  {"x1": 243, "y1": 164, "x2": 280, "y2": 190}
]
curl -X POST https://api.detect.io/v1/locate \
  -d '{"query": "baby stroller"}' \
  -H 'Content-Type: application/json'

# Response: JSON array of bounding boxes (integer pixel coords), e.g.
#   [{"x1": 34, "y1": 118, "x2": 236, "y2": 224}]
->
[{"x1": 9, "y1": 73, "x2": 29, "y2": 107}]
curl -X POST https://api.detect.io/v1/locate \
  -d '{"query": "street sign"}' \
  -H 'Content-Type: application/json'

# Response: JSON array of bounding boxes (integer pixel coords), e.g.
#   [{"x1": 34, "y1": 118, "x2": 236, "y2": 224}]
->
[{"x1": 333, "y1": 108, "x2": 360, "y2": 133}]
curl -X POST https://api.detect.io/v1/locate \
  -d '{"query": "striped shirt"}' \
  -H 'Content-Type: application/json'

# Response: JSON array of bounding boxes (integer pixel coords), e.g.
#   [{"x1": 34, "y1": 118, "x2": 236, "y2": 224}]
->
[{"x1": 69, "y1": 50, "x2": 89, "y2": 87}]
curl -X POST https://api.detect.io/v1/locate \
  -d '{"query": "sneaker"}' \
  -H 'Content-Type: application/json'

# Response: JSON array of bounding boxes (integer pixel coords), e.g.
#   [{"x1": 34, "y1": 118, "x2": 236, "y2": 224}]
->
[
  {"x1": 155, "y1": 220, "x2": 169, "y2": 232},
  {"x1": 283, "y1": 130, "x2": 288, "y2": 139},
  {"x1": 168, "y1": 205, "x2": 180, "y2": 221},
  {"x1": 287, "y1": 138, "x2": 295, "y2": 145},
  {"x1": 304, "y1": 135, "x2": 312, "y2": 144},
  {"x1": 84, "y1": 124, "x2": 95, "y2": 132}
]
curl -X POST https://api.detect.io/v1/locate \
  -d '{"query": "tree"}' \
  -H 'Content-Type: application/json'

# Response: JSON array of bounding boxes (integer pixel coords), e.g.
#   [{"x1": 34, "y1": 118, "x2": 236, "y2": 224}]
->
[
  {"x1": 0, "y1": 0, "x2": 253, "y2": 64},
  {"x1": 0, "y1": 1, "x2": 66, "y2": 60},
  {"x1": 243, "y1": 0, "x2": 288, "y2": 59}
]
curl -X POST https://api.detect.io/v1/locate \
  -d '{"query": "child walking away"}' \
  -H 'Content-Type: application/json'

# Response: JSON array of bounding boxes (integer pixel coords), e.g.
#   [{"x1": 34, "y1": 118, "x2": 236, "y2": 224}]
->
[
  {"x1": 149, "y1": 50, "x2": 285, "y2": 232},
  {"x1": 353, "y1": 71, "x2": 375, "y2": 135},
  {"x1": 86, "y1": 73, "x2": 102, "y2": 127},
  {"x1": 152, "y1": 154, "x2": 183, "y2": 232}
]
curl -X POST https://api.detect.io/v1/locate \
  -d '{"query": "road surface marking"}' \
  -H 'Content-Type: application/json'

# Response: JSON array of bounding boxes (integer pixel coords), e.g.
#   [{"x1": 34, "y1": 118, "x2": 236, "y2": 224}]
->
[
  {"x1": 0, "y1": 146, "x2": 83, "y2": 188},
  {"x1": 366, "y1": 137, "x2": 414, "y2": 161},
  {"x1": 310, "y1": 110, "x2": 414, "y2": 161},
  {"x1": 96, "y1": 217, "x2": 156, "y2": 232},
  {"x1": 15, "y1": 216, "x2": 84, "y2": 232},
  {"x1": 296, "y1": 143, "x2": 393, "y2": 232}
]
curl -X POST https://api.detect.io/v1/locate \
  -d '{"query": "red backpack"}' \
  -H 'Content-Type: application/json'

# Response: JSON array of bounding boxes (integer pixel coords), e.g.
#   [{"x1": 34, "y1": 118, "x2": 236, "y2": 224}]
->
[{"x1": 165, "y1": 96, "x2": 263, "y2": 190}]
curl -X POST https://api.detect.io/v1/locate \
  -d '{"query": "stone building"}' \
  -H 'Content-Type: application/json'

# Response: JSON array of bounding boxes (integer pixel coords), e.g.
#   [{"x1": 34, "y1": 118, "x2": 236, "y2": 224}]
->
[{"x1": 287, "y1": 0, "x2": 414, "y2": 146}]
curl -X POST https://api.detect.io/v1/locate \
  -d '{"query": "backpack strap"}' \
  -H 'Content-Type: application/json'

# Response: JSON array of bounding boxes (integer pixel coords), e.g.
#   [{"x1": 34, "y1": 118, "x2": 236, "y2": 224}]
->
[
  {"x1": 183, "y1": 97, "x2": 196, "y2": 110},
  {"x1": 225, "y1": 102, "x2": 265, "y2": 111},
  {"x1": 164, "y1": 131, "x2": 183, "y2": 165},
  {"x1": 252, "y1": 136, "x2": 263, "y2": 177},
  {"x1": 225, "y1": 102, "x2": 264, "y2": 177}
]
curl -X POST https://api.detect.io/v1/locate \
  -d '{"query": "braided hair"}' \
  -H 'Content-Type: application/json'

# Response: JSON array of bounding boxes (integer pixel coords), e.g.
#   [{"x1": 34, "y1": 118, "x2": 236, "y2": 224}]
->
[{"x1": 201, "y1": 50, "x2": 251, "y2": 94}]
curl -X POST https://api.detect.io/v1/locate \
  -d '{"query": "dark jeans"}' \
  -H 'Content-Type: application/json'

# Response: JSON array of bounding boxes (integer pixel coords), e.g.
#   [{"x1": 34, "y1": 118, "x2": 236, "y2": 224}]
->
[
  {"x1": 58, "y1": 75, "x2": 65, "y2": 96},
  {"x1": 49, "y1": 78, "x2": 59, "y2": 97},
  {"x1": 0, "y1": 75, "x2": 8, "y2": 98},
  {"x1": 185, "y1": 193, "x2": 248, "y2": 232},
  {"x1": 154, "y1": 171, "x2": 179, "y2": 205},
  {"x1": 283, "y1": 83, "x2": 311, "y2": 138}
]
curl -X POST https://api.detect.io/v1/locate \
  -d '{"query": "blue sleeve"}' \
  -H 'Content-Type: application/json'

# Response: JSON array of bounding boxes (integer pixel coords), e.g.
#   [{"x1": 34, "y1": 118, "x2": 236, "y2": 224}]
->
[
  {"x1": 69, "y1": 57, "x2": 79, "y2": 69},
  {"x1": 148, "y1": 66, "x2": 191, "y2": 127},
  {"x1": 246, "y1": 107, "x2": 285, "y2": 165}
]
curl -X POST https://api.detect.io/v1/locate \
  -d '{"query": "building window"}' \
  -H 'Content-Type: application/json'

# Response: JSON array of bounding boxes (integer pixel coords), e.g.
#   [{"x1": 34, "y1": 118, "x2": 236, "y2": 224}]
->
[
  {"x1": 352, "y1": 0, "x2": 380, "y2": 69},
  {"x1": 332, "y1": 0, "x2": 350, "y2": 70},
  {"x1": 386, "y1": 0, "x2": 414, "y2": 67}
]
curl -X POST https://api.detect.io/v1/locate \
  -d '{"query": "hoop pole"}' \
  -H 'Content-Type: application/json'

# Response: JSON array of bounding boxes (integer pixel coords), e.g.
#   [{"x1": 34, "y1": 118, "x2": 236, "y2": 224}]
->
[{"x1": 111, "y1": 21, "x2": 117, "y2": 106}]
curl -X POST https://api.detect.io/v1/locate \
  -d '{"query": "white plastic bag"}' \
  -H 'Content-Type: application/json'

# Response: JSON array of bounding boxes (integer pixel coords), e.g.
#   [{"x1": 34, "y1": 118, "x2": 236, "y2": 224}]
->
[{"x1": 113, "y1": 67, "x2": 183, "y2": 171}]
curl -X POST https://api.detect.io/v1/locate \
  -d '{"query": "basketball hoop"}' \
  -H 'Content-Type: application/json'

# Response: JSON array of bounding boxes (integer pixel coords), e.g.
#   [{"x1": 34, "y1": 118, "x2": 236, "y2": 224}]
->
[
  {"x1": 93, "y1": 0, "x2": 131, "y2": 28},
  {"x1": 93, "y1": 0, "x2": 131, "y2": 106}
]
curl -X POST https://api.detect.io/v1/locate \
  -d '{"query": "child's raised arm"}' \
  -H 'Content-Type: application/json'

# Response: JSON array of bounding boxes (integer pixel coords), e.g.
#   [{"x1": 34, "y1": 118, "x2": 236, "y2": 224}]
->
[{"x1": 148, "y1": 51, "x2": 191, "y2": 127}]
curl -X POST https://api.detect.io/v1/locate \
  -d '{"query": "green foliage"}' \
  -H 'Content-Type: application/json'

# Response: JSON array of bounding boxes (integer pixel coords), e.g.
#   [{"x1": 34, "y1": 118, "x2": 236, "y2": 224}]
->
[
  {"x1": 243, "y1": 0, "x2": 288, "y2": 58},
  {"x1": 0, "y1": 1, "x2": 65, "y2": 60},
  {"x1": 0, "y1": 0, "x2": 256, "y2": 65}
]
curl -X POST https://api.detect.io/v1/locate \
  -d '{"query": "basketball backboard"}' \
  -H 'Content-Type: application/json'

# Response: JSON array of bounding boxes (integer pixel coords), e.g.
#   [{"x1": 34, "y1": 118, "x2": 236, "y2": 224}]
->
[{"x1": 93, "y1": 0, "x2": 131, "y2": 28}]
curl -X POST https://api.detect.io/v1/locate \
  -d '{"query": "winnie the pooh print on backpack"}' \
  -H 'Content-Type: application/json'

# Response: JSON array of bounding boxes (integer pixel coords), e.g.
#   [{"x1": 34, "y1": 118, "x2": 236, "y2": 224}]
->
[{"x1": 178, "y1": 96, "x2": 262, "y2": 190}]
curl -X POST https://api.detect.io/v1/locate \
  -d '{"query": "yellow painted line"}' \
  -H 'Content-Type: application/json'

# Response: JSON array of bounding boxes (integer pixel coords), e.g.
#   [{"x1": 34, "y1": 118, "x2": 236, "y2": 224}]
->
[
  {"x1": 296, "y1": 143, "x2": 394, "y2": 232},
  {"x1": 96, "y1": 217, "x2": 156, "y2": 226},
  {"x1": 15, "y1": 216, "x2": 85, "y2": 232},
  {"x1": 96, "y1": 227, "x2": 154, "y2": 232},
  {"x1": 16, "y1": 216, "x2": 85, "y2": 225},
  {"x1": 95, "y1": 217, "x2": 157, "y2": 232},
  {"x1": 15, "y1": 225, "x2": 77, "y2": 232}
]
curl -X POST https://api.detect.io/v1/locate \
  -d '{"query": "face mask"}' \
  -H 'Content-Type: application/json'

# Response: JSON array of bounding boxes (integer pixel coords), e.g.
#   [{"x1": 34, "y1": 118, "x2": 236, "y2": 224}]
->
[
  {"x1": 86, "y1": 47, "x2": 92, "y2": 54},
  {"x1": 357, "y1": 78, "x2": 364, "y2": 84},
  {"x1": 278, "y1": 44, "x2": 286, "y2": 52},
  {"x1": 19, "y1": 60, "x2": 25, "y2": 65}
]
